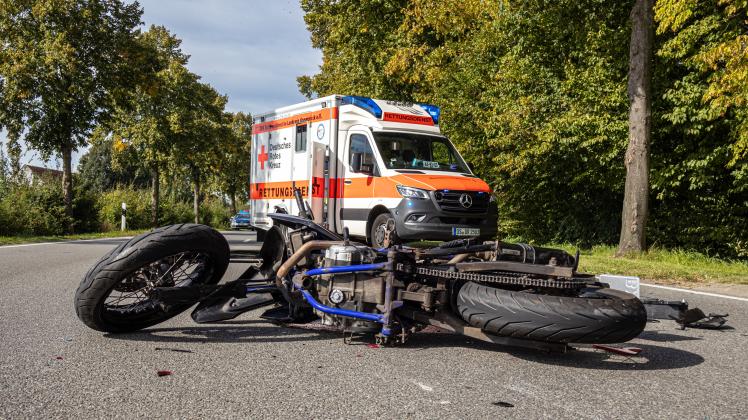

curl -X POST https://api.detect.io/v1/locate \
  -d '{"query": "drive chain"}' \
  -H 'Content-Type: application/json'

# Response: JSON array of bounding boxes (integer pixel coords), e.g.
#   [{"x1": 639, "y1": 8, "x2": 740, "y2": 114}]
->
[{"x1": 415, "y1": 267, "x2": 588, "y2": 289}]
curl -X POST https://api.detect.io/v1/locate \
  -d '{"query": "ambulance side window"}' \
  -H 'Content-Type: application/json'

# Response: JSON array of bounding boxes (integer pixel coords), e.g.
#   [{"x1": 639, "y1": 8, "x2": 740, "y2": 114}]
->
[
  {"x1": 295, "y1": 124, "x2": 307, "y2": 152},
  {"x1": 349, "y1": 134, "x2": 377, "y2": 176}
]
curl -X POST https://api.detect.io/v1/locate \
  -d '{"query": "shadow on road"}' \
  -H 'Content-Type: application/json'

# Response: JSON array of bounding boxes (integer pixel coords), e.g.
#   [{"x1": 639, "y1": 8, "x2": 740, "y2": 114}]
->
[
  {"x1": 405, "y1": 331, "x2": 705, "y2": 371},
  {"x1": 508, "y1": 343, "x2": 704, "y2": 371},
  {"x1": 636, "y1": 330, "x2": 703, "y2": 342},
  {"x1": 105, "y1": 322, "x2": 337, "y2": 344},
  {"x1": 105, "y1": 319, "x2": 705, "y2": 371}
]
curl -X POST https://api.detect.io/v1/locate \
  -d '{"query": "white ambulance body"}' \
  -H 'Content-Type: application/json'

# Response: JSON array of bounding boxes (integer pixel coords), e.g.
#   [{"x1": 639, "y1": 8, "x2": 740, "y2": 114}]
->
[{"x1": 250, "y1": 95, "x2": 497, "y2": 246}]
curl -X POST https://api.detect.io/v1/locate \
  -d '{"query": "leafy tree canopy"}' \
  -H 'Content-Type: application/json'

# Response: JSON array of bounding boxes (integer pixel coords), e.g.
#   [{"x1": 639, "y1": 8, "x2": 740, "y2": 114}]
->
[{"x1": 300, "y1": 0, "x2": 747, "y2": 257}]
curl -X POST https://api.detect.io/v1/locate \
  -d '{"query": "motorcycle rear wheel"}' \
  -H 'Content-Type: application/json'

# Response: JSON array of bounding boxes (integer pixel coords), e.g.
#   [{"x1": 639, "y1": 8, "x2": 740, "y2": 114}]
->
[
  {"x1": 457, "y1": 281, "x2": 646, "y2": 344},
  {"x1": 74, "y1": 224, "x2": 229, "y2": 333}
]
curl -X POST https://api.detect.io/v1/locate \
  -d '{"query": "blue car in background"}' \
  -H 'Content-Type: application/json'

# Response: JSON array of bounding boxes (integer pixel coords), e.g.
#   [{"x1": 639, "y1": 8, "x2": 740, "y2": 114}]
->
[{"x1": 230, "y1": 211, "x2": 253, "y2": 230}]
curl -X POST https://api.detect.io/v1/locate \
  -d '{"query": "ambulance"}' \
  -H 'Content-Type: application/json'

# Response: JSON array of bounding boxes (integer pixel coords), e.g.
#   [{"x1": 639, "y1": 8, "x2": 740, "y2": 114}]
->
[{"x1": 249, "y1": 95, "x2": 498, "y2": 247}]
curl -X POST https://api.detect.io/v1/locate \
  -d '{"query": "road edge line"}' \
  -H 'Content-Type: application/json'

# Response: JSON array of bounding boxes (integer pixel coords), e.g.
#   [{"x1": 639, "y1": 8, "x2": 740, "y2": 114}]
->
[
  {"x1": 641, "y1": 283, "x2": 748, "y2": 302},
  {"x1": 0, "y1": 236, "x2": 135, "y2": 249}
]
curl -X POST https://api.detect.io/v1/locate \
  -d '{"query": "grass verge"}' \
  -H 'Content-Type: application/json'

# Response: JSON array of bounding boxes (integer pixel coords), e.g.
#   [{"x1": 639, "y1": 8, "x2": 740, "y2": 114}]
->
[
  {"x1": 0, "y1": 230, "x2": 149, "y2": 246},
  {"x1": 548, "y1": 243, "x2": 748, "y2": 285}
]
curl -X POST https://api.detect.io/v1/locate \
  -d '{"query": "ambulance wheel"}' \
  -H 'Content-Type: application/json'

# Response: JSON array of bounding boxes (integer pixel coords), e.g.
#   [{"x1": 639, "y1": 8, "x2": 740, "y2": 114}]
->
[{"x1": 370, "y1": 213, "x2": 400, "y2": 248}]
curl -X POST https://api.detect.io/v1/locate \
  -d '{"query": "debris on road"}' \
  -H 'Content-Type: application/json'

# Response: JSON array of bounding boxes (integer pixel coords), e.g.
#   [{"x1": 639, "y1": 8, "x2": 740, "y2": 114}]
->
[
  {"x1": 415, "y1": 382, "x2": 433, "y2": 392},
  {"x1": 156, "y1": 370, "x2": 172, "y2": 377},
  {"x1": 155, "y1": 347, "x2": 193, "y2": 353},
  {"x1": 592, "y1": 344, "x2": 644, "y2": 362},
  {"x1": 492, "y1": 402, "x2": 514, "y2": 408},
  {"x1": 680, "y1": 308, "x2": 729, "y2": 329},
  {"x1": 641, "y1": 297, "x2": 730, "y2": 330}
]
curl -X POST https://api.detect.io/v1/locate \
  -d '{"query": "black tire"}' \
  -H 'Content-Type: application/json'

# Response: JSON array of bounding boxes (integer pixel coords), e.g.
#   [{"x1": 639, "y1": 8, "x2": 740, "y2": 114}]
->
[
  {"x1": 369, "y1": 213, "x2": 400, "y2": 248},
  {"x1": 74, "y1": 224, "x2": 230, "y2": 333},
  {"x1": 457, "y1": 282, "x2": 647, "y2": 344}
]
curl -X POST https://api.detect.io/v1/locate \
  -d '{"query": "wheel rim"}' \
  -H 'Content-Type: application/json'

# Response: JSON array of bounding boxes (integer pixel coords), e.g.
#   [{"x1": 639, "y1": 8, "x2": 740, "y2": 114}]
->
[
  {"x1": 373, "y1": 219, "x2": 396, "y2": 248},
  {"x1": 374, "y1": 223, "x2": 387, "y2": 247},
  {"x1": 103, "y1": 251, "x2": 213, "y2": 312}
]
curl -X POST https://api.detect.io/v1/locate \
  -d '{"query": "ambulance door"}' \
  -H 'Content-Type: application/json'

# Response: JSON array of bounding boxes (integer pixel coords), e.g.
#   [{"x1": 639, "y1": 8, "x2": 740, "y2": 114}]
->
[{"x1": 340, "y1": 131, "x2": 378, "y2": 237}]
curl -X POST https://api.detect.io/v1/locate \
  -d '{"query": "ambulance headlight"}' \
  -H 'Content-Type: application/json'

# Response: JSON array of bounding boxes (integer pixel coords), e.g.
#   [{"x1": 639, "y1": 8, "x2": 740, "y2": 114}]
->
[{"x1": 397, "y1": 185, "x2": 429, "y2": 200}]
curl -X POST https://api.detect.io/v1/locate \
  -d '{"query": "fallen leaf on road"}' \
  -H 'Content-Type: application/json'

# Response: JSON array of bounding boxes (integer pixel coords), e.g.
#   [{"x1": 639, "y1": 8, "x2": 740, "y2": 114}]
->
[{"x1": 156, "y1": 370, "x2": 172, "y2": 377}]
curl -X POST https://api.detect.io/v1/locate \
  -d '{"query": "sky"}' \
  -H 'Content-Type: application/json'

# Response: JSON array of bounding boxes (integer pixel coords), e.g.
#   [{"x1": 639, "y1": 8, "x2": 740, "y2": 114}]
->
[{"x1": 1, "y1": 0, "x2": 321, "y2": 169}]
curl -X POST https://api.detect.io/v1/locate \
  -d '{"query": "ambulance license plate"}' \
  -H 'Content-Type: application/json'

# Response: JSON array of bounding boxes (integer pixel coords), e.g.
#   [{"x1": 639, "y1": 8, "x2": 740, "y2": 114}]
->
[{"x1": 452, "y1": 227, "x2": 480, "y2": 237}]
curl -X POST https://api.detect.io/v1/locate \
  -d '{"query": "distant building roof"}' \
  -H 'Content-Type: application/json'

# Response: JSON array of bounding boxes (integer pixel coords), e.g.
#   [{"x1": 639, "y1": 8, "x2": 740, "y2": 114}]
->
[
  {"x1": 22, "y1": 165, "x2": 64, "y2": 182},
  {"x1": 23, "y1": 165, "x2": 63, "y2": 176}
]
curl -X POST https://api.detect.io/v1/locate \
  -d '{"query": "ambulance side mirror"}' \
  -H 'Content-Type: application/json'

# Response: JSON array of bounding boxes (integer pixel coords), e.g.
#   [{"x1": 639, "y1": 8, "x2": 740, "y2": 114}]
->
[{"x1": 351, "y1": 152, "x2": 375, "y2": 176}]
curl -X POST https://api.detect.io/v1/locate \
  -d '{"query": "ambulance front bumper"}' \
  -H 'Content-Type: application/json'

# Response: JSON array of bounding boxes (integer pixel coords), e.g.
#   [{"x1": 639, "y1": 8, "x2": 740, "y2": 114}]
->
[{"x1": 392, "y1": 197, "x2": 498, "y2": 241}]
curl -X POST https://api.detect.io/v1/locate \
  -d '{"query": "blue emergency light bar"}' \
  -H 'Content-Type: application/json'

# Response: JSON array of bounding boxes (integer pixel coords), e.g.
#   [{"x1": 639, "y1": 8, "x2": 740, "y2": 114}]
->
[
  {"x1": 341, "y1": 95, "x2": 383, "y2": 118},
  {"x1": 417, "y1": 103, "x2": 441, "y2": 125},
  {"x1": 341, "y1": 95, "x2": 441, "y2": 125}
]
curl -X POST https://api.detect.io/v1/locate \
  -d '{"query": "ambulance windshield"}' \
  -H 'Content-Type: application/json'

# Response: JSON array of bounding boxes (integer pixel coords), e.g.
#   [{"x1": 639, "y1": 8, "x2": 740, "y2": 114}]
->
[{"x1": 373, "y1": 132, "x2": 471, "y2": 173}]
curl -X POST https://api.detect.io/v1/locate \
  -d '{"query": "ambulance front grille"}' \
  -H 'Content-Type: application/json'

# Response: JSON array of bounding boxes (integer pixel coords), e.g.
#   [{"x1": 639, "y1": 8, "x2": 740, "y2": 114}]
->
[{"x1": 432, "y1": 190, "x2": 489, "y2": 213}]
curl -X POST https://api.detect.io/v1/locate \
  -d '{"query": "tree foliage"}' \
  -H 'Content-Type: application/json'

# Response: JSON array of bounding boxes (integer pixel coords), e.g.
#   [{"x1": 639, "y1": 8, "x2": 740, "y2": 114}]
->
[
  {"x1": 211, "y1": 111, "x2": 252, "y2": 214},
  {"x1": 300, "y1": 0, "x2": 747, "y2": 257},
  {"x1": 0, "y1": 0, "x2": 143, "y2": 228},
  {"x1": 650, "y1": 0, "x2": 748, "y2": 256},
  {"x1": 101, "y1": 25, "x2": 236, "y2": 224},
  {"x1": 77, "y1": 131, "x2": 150, "y2": 192},
  {"x1": 108, "y1": 26, "x2": 189, "y2": 176}
]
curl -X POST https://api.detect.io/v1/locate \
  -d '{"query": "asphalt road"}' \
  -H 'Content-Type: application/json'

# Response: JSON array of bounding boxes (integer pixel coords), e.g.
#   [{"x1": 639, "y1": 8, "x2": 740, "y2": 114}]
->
[{"x1": 1, "y1": 231, "x2": 746, "y2": 419}]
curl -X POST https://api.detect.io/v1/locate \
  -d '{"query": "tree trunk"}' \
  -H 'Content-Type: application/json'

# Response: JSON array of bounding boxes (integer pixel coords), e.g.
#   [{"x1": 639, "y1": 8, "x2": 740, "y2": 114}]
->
[
  {"x1": 193, "y1": 172, "x2": 201, "y2": 224},
  {"x1": 6, "y1": 136, "x2": 22, "y2": 181},
  {"x1": 150, "y1": 166, "x2": 160, "y2": 228},
  {"x1": 617, "y1": 0, "x2": 654, "y2": 256},
  {"x1": 61, "y1": 145, "x2": 74, "y2": 233},
  {"x1": 230, "y1": 190, "x2": 237, "y2": 215}
]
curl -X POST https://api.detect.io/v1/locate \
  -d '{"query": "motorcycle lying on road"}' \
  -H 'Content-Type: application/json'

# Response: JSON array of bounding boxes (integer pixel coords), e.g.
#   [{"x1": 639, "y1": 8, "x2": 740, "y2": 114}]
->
[{"x1": 74, "y1": 214, "x2": 647, "y2": 352}]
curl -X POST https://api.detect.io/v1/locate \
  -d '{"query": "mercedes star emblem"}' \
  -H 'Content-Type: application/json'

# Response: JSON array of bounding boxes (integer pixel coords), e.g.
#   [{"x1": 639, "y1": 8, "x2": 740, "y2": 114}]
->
[{"x1": 459, "y1": 193, "x2": 473, "y2": 208}]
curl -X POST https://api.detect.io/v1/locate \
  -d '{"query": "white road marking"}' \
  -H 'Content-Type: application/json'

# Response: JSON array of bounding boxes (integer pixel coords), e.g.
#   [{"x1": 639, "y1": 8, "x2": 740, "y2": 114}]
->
[
  {"x1": 641, "y1": 283, "x2": 748, "y2": 302},
  {"x1": 415, "y1": 382, "x2": 433, "y2": 392},
  {"x1": 0, "y1": 236, "x2": 133, "y2": 250}
]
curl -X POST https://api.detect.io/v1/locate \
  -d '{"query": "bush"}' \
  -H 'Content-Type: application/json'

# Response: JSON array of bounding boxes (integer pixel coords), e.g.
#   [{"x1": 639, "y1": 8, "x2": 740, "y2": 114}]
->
[
  {"x1": 200, "y1": 195, "x2": 231, "y2": 229},
  {"x1": 73, "y1": 185, "x2": 101, "y2": 233},
  {"x1": 0, "y1": 182, "x2": 71, "y2": 236},
  {"x1": 98, "y1": 187, "x2": 152, "y2": 230},
  {"x1": 159, "y1": 198, "x2": 193, "y2": 226},
  {"x1": 98, "y1": 187, "x2": 231, "y2": 230},
  {"x1": 1, "y1": 182, "x2": 231, "y2": 236}
]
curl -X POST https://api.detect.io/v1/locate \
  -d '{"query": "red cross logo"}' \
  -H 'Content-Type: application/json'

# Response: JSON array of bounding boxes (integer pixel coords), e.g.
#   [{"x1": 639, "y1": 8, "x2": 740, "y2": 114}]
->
[{"x1": 258, "y1": 145, "x2": 269, "y2": 170}]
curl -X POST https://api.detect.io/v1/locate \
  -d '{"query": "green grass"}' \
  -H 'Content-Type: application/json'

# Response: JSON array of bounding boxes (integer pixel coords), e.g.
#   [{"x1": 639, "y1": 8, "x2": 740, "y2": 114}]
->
[
  {"x1": 547, "y1": 243, "x2": 748, "y2": 285},
  {"x1": 408, "y1": 239, "x2": 748, "y2": 285},
  {"x1": 0, "y1": 229, "x2": 149, "y2": 246}
]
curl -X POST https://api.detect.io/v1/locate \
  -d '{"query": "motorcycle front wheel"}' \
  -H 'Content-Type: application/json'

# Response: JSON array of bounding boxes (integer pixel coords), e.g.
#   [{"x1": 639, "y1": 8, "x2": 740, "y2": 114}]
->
[{"x1": 74, "y1": 224, "x2": 229, "y2": 333}]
